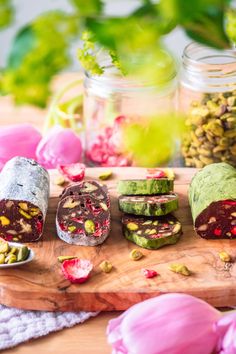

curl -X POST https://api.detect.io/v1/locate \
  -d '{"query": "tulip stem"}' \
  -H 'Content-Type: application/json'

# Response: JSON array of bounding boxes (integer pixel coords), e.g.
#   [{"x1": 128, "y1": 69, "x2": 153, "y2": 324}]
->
[{"x1": 43, "y1": 79, "x2": 83, "y2": 134}]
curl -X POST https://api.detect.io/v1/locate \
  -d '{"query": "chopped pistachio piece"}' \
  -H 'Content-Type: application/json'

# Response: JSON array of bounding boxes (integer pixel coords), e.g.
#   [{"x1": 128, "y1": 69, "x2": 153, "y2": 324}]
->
[
  {"x1": 169, "y1": 263, "x2": 191, "y2": 276},
  {"x1": 0, "y1": 241, "x2": 9, "y2": 253},
  {"x1": 127, "y1": 222, "x2": 139, "y2": 231},
  {"x1": 99, "y1": 260, "x2": 113, "y2": 273},
  {"x1": 9, "y1": 247, "x2": 17, "y2": 255},
  {"x1": 100, "y1": 202, "x2": 108, "y2": 211},
  {"x1": 99, "y1": 170, "x2": 112, "y2": 180},
  {"x1": 129, "y1": 249, "x2": 143, "y2": 261},
  {"x1": 18, "y1": 202, "x2": 28, "y2": 211},
  {"x1": 219, "y1": 251, "x2": 231, "y2": 262},
  {"x1": 54, "y1": 176, "x2": 66, "y2": 186},
  {"x1": 68, "y1": 225, "x2": 76, "y2": 232},
  {"x1": 19, "y1": 209, "x2": 32, "y2": 219},
  {"x1": 0, "y1": 254, "x2": 5, "y2": 264},
  {"x1": 63, "y1": 198, "x2": 80, "y2": 209},
  {"x1": 58, "y1": 255, "x2": 77, "y2": 263},
  {"x1": 84, "y1": 220, "x2": 95, "y2": 234},
  {"x1": 17, "y1": 246, "x2": 30, "y2": 262},
  {"x1": 163, "y1": 168, "x2": 175, "y2": 180},
  {"x1": 6, "y1": 254, "x2": 17, "y2": 264},
  {"x1": 0, "y1": 216, "x2": 10, "y2": 226}
]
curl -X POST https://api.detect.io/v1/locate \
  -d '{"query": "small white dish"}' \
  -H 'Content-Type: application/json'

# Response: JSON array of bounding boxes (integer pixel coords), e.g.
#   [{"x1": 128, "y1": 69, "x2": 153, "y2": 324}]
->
[{"x1": 0, "y1": 242, "x2": 35, "y2": 268}]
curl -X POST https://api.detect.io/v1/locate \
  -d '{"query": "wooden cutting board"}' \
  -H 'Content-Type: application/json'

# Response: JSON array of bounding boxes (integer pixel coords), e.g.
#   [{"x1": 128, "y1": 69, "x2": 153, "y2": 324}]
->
[{"x1": 0, "y1": 167, "x2": 236, "y2": 312}]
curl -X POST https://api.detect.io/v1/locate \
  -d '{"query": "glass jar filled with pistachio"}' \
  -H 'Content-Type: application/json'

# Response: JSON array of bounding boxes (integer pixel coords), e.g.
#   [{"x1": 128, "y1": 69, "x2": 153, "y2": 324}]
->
[{"x1": 179, "y1": 43, "x2": 236, "y2": 168}]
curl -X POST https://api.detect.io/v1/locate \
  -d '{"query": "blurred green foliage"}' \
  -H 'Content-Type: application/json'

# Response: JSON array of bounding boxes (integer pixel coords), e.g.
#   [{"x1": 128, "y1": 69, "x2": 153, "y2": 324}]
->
[
  {"x1": 0, "y1": 0, "x2": 13, "y2": 29},
  {"x1": 226, "y1": 7, "x2": 236, "y2": 44},
  {"x1": 122, "y1": 114, "x2": 185, "y2": 166},
  {"x1": 0, "y1": 0, "x2": 233, "y2": 107},
  {"x1": 1, "y1": 11, "x2": 80, "y2": 106}
]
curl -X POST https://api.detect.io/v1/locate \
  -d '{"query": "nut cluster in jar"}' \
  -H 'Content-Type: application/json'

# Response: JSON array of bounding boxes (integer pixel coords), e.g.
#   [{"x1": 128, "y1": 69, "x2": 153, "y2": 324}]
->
[{"x1": 182, "y1": 91, "x2": 236, "y2": 168}]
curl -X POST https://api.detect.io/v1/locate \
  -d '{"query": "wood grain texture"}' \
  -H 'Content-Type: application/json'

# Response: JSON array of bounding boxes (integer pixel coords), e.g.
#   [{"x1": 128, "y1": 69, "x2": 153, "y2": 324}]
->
[{"x1": 1, "y1": 167, "x2": 236, "y2": 311}]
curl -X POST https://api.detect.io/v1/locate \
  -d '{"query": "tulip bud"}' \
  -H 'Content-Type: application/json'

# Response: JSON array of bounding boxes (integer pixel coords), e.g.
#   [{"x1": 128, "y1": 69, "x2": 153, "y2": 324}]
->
[
  {"x1": 0, "y1": 124, "x2": 41, "y2": 170},
  {"x1": 216, "y1": 312, "x2": 236, "y2": 353},
  {"x1": 36, "y1": 126, "x2": 82, "y2": 169},
  {"x1": 107, "y1": 294, "x2": 221, "y2": 354}
]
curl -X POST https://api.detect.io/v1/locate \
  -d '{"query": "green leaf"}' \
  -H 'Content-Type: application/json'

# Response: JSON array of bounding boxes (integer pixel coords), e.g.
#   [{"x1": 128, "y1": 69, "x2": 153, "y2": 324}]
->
[
  {"x1": 159, "y1": 0, "x2": 230, "y2": 48},
  {"x1": 7, "y1": 26, "x2": 36, "y2": 69},
  {"x1": 70, "y1": 0, "x2": 103, "y2": 16},
  {"x1": 0, "y1": 0, "x2": 14, "y2": 30}
]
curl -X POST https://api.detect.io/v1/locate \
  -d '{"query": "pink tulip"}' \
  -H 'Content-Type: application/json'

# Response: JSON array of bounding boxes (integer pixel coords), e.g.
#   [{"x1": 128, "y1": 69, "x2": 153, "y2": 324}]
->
[
  {"x1": 216, "y1": 312, "x2": 236, "y2": 354},
  {"x1": 0, "y1": 124, "x2": 41, "y2": 170},
  {"x1": 107, "y1": 293, "x2": 221, "y2": 354},
  {"x1": 36, "y1": 127, "x2": 82, "y2": 169}
]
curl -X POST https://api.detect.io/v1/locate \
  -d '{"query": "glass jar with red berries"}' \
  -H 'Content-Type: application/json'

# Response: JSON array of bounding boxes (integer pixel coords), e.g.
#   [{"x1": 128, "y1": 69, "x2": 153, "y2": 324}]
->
[{"x1": 83, "y1": 63, "x2": 178, "y2": 167}]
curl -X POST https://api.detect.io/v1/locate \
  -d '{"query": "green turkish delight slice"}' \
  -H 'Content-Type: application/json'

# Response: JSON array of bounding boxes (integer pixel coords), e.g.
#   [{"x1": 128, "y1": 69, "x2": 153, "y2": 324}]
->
[
  {"x1": 119, "y1": 194, "x2": 178, "y2": 216},
  {"x1": 122, "y1": 215, "x2": 182, "y2": 250},
  {"x1": 117, "y1": 179, "x2": 173, "y2": 195}
]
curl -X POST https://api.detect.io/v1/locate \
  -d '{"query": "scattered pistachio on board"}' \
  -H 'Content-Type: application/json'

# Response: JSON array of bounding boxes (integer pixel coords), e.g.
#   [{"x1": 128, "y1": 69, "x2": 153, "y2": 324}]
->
[
  {"x1": 169, "y1": 263, "x2": 191, "y2": 276},
  {"x1": 99, "y1": 260, "x2": 113, "y2": 273},
  {"x1": 99, "y1": 170, "x2": 113, "y2": 180},
  {"x1": 129, "y1": 249, "x2": 144, "y2": 261},
  {"x1": 54, "y1": 176, "x2": 66, "y2": 186},
  {"x1": 57, "y1": 255, "x2": 77, "y2": 263},
  {"x1": 182, "y1": 91, "x2": 236, "y2": 168},
  {"x1": 219, "y1": 251, "x2": 231, "y2": 263}
]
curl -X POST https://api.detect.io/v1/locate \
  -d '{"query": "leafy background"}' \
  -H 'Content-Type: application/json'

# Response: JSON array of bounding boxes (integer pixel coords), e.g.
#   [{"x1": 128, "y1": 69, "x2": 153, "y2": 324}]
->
[{"x1": 0, "y1": 0, "x2": 232, "y2": 107}]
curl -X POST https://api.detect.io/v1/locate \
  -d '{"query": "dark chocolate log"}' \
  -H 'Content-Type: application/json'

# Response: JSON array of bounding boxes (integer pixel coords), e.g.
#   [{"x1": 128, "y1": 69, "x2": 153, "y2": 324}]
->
[
  {"x1": 189, "y1": 162, "x2": 236, "y2": 239},
  {"x1": 56, "y1": 195, "x2": 110, "y2": 246},
  {"x1": 119, "y1": 194, "x2": 178, "y2": 216},
  {"x1": 122, "y1": 214, "x2": 182, "y2": 249},
  {"x1": 117, "y1": 179, "x2": 173, "y2": 195},
  {"x1": 0, "y1": 157, "x2": 49, "y2": 242},
  {"x1": 61, "y1": 180, "x2": 109, "y2": 206}
]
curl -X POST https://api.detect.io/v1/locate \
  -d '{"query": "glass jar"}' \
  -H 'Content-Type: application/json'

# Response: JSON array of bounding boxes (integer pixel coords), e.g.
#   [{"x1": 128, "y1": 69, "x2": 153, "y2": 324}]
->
[
  {"x1": 180, "y1": 42, "x2": 236, "y2": 168},
  {"x1": 83, "y1": 65, "x2": 177, "y2": 167}
]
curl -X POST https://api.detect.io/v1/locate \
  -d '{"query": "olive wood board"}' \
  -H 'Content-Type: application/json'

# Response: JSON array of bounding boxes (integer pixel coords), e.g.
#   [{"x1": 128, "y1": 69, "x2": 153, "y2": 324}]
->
[{"x1": 0, "y1": 167, "x2": 236, "y2": 312}]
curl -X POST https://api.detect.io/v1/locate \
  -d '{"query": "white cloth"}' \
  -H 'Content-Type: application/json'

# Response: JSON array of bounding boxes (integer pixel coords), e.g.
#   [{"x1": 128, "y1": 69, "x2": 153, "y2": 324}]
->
[{"x1": 0, "y1": 305, "x2": 98, "y2": 351}]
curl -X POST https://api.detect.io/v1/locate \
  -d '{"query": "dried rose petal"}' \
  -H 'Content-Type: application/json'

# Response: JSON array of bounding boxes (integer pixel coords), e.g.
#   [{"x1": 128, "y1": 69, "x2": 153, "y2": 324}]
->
[
  {"x1": 58, "y1": 163, "x2": 85, "y2": 182},
  {"x1": 141, "y1": 269, "x2": 159, "y2": 279},
  {"x1": 61, "y1": 258, "x2": 93, "y2": 284},
  {"x1": 146, "y1": 168, "x2": 167, "y2": 179}
]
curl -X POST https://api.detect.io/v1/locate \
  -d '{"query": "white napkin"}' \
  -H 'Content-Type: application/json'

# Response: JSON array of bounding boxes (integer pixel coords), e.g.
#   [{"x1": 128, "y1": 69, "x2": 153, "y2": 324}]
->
[{"x1": 0, "y1": 305, "x2": 98, "y2": 351}]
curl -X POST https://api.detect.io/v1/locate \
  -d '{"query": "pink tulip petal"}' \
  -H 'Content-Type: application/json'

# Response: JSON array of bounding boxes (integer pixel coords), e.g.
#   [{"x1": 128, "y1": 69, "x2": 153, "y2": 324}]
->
[
  {"x1": 107, "y1": 294, "x2": 221, "y2": 354},
  {"x1": 216, "y1": 313, "x2": 236, "y2": 353},
  {"x1": 36, "y1": 126, "x2": 82, "y2": 169},
  {"x1": 0, "y1": 124, "x2": 41, "y2": 170}
]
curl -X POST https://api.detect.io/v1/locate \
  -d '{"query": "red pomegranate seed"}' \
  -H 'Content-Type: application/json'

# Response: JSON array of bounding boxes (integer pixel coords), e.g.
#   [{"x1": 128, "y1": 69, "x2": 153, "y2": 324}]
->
[
  {"x1": 214, "y1": 228, "x2": 222, "y2": 236},
  {"x1": 141, "y1": 269, "x2": 159, "y2": 279},
  {"x1": 231, "y1": 226, "x2": 236, "y2": 235}
]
